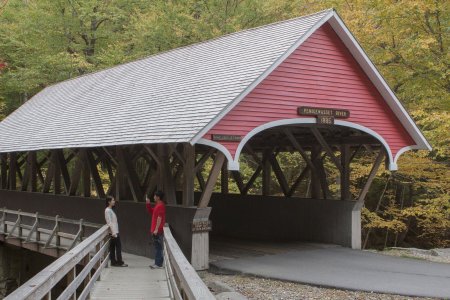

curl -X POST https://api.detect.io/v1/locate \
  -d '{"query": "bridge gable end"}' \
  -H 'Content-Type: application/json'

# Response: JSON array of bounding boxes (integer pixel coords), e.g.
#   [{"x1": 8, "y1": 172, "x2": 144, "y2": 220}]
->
[{"x1": 202, "y1": 22, "x2": 421, "y2": 170}]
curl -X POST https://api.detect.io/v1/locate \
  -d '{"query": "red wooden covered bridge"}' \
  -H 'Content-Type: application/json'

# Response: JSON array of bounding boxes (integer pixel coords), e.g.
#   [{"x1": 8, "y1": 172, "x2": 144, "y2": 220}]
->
[{"x1": 0, "y1": 9, "x2": 430, "y2": 270}]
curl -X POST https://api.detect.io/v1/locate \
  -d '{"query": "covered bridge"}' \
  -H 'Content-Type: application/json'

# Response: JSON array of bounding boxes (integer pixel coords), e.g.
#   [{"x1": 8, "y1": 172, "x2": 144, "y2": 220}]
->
[{"x1": 0, "y1": 9, "x2": 430, "y2": 270}]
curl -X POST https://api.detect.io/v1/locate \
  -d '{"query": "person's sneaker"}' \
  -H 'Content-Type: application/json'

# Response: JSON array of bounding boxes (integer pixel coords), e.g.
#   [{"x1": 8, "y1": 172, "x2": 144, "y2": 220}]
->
[
  {"x1": 119, "y1": 263, "x2": 128, "y2": 267},
  {"x1": 149, "y1": 264, "x2": 163, "y2": 269}
]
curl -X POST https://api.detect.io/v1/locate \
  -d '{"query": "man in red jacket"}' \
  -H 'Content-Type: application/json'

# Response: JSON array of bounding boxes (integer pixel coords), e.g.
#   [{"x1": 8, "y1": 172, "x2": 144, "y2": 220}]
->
[{"x1": 146, "y1": 191, "x2": 166, "y2": 269}]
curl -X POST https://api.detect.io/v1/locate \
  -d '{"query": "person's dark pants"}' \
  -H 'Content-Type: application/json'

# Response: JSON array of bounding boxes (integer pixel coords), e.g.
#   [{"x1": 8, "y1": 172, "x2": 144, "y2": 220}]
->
[
  {"x1": 109, "y1": 234, "x2": 124, "y2": 265},
  {"x1": 153, "y1": 233, "x2": 164, "y2": 267}
]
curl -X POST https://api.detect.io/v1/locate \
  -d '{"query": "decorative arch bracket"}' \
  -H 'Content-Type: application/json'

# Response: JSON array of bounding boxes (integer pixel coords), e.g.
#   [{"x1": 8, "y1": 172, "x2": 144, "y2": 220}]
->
[{"x1": 194, "y1": 118, "x2": 422, "y2": 172}]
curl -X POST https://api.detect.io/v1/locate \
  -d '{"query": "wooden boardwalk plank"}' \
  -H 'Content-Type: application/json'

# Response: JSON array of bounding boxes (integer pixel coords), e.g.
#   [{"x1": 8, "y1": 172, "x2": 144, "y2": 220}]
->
[{"x1": 90, "y1": 252, "x2": 170, "y2": 300}]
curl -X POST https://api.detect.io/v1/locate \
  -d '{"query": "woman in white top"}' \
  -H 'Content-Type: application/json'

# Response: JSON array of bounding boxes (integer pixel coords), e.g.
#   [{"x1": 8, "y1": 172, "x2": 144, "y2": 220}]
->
[{"x1": 105, "y1": 196, "x2": 127, "y2": 267}]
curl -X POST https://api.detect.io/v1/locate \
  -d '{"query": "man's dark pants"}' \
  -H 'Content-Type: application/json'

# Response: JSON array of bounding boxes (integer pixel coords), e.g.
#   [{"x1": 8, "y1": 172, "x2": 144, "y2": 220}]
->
[
  {"x1": 153, "y1": 233, "x2": 164, "y2": 267},
  {"x1": 109, "y1": 234, "x2": 124, "y2": 265}
]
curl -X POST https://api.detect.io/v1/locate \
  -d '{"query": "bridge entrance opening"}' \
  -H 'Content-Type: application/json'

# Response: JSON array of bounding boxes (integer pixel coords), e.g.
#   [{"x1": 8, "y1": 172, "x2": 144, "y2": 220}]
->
[{"x1": 208, "y1": 123, "x2": 385, "y2": 257}]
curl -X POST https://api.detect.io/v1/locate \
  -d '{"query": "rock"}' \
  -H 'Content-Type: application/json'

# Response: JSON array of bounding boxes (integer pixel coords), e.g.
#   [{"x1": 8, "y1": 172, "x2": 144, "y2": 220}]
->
[{"x1": 215, "y1": 291, "x2": 248, "y2": 300}]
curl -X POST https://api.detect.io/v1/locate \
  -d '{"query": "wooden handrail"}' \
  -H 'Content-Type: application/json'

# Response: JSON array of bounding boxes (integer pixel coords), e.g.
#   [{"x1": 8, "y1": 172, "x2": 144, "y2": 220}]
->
[
  {"x1": 163, "y1": 225, "x2": 215, "y2": 300},
  {"x1": 5, "y1": 225, "x2": 110, "y2": 300},
  {"x1": 1, "y1": 208, "x2": 99, "y2": 227},
  {"x1": 1, "y1": 208, "x2": 109, "y2": 300}
]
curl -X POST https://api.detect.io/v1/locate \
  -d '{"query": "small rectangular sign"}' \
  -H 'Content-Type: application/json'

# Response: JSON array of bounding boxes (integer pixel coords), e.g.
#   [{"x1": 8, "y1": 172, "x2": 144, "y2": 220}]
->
[
  {"x1": 298, "y1": 106, "x2": 350, "y2": 118},
  {"x1": 212, "y1": 134, "x2": 242, "y2": 142},
  {"x1": 317, "y1": 115, "x2": 334, "y2": 125},
  {"x1": 192, "y1": 220, "x2": 212, "y2": 232}
]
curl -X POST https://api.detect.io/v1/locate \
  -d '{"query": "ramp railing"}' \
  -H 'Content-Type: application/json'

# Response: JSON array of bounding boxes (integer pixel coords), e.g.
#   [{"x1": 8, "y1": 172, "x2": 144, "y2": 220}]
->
[
  {"x1": 163, "y1": 224, "x2": 215, "y2": 300},
  {"x1": 0, "y1": 208, "x2": 100, "y2": 257},
  {"x1": 2, "y1": 209, "x2": 110, "y2": 300}
]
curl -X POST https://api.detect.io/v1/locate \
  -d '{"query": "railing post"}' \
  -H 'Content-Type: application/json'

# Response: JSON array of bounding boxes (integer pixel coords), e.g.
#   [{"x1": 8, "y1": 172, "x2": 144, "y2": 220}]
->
[
  {"x1": 80, "y1": 219, "x2": 85, "y2": 241},
  {"x1": 67, "y1": 266, "x2": 77, "y2": 300},
  {"x1": 45, "y1": 215, "x2": 60, "y2": 248},
  {"x1": 36, "y1": 212, "x2": 41, "y2": 242},
  {"x1": 103, "y1": 235, "x2": 110, "y2": 269},
  {"x1": 18, "y1": 211, "x2": 22, "y2": 238},
  {"x1": 44, "y1": 291, "x2": 51, "y2": 300},
  {"x1": 0, "y1": 207, "x2": 5, "y2": 234},
  {"x1": 55, "y1": 215, "x2": 60, "y2": 248},
  {"x1": 26, "y1": 212, "x2": 39, "y2": 242},
  {"x1": 95, "y1": 243, "x2": 102, "y2": 281},
  {"x1": 7, "y1": 209, "x2": 22, "y2": 238},
  {"x1": 83, "y1": 254, "x2": 91, "y2": 288}
]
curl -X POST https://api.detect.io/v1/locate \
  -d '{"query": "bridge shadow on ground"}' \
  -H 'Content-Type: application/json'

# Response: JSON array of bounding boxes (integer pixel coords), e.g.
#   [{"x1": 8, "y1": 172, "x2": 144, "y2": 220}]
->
[{"x1": 209, "y1": 237, "x2": 450, "y2": 299}]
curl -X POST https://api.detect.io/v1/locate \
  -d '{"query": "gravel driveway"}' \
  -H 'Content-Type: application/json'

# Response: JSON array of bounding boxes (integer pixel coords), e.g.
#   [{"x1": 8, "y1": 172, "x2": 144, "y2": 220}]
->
[{"x1": 210, "y1": 244, "x2": 450, "y2": 299}]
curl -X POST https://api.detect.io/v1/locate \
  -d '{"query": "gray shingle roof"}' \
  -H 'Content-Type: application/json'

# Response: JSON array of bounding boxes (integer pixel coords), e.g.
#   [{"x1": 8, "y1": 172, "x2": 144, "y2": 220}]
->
[{"x1": 0, "y1": 10, "x2": 331, "y2": 153}]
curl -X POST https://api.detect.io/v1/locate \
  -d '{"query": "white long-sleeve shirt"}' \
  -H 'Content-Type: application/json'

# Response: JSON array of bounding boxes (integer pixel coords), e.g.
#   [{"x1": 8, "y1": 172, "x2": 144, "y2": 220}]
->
[{"x1": 105, "y1": 207, "x2": 119, "y2": 236}]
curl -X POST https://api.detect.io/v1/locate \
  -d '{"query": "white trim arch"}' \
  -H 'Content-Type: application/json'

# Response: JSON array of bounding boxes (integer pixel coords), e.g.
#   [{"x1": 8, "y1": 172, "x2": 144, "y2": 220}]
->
[
  {"x1": 229, "y1": 118, "x2": 397, "y2": 171},
  {"x1": 393, "y1": 145, "x2": 422, "y2": 166},
  {"x1": 195, "y1": 138, "x2": 238, "y2": 170}
]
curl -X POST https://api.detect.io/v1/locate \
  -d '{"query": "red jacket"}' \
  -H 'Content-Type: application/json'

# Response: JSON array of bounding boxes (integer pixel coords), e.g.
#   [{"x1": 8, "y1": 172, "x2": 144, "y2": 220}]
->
[{"x1": 146, "y1": 202, "x2": 166, "y2": 234}]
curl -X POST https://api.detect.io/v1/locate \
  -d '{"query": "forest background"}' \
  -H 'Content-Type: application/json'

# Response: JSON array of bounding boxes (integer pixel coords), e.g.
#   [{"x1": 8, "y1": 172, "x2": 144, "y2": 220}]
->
[{"x1": 0, "y1": 0, "x2": 448, "y2": 249}]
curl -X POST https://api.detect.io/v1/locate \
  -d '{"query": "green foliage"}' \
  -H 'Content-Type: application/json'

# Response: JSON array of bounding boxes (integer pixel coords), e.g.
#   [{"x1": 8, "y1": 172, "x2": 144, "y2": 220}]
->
[
  {"x1": 402, "y1": 195, "x2": 450, "y2": 248},
  {"x1": 0, "y1": 0, "x2": 448, "y2": 248}
]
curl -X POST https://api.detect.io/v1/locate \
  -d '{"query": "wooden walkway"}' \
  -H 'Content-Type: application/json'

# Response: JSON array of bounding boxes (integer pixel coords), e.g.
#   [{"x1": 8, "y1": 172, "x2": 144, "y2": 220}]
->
[{"x1": 90, "y1": 252, "x2": 171, "y2": 300}]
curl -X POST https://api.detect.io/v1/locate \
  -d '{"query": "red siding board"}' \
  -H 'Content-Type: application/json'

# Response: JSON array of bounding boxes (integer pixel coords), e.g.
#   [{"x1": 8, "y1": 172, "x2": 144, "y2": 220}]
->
[{"x1": 205, "y1": 22, "x2": 415, "y2": 160}]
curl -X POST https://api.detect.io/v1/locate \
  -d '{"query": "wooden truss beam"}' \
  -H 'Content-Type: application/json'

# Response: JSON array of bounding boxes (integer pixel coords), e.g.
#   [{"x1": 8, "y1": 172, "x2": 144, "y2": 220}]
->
[
  {"x1": 117, "y1": 147, "x2": 143, "y2": 202},
  {"x1": 198, "y1": 152, "x2": 225, "y2": 208},
  {"x1": 311, "y1": 127, "x2": 342, "y2": 172},
  {"x1": 86, "y1": 150, "x2": 105, "y2": 198},
  {"x1": 268, "y1": 151, "x2": 289, "y2": 196},
  {"x1": 354, "y1": 150, "x2": 386, "y2": 210}
]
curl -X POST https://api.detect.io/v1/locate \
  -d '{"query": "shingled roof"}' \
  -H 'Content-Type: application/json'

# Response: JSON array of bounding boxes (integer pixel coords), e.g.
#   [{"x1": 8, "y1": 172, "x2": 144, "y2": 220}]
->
[
  {"x1": 0, "y1": 9, "x2": 429, "y2": 154},
  {"x1": 0, "y1": 10, "x2": 332, "y2": 152}
]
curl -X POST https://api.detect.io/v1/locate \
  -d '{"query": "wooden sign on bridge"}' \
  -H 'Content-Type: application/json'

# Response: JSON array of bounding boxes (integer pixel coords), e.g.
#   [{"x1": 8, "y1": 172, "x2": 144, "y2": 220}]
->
[{"x1": 298, "y1": 106, "x2": 350, "y2": 125}]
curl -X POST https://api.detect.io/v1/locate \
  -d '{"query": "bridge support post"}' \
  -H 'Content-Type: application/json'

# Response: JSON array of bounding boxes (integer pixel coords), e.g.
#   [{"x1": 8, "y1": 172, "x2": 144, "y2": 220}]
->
[
  {"x1": 0, "y1": 246, "x2": 20, "y2": 298},
  {"x1": 352, "y1": 150, "x2": 385, "y2": 249},
  {"x1": 191, "y1": 207, "x2": 212, "y2": 270}
]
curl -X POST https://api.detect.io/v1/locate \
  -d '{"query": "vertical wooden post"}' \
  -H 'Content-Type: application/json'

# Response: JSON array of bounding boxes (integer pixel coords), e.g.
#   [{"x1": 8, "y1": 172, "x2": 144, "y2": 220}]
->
[
  {"x1": 29, "y1": 151, "x2": 37, "y2": 192},
  {"x1": 80, "y1": 150, "x2": 90, "y2": 197},
  {"x1": 191, "y1": 207, "x2": 212, "y2": 270},
  {"x1": 158, "y1": 144, "x2": 176, "y2": 204},
  {"x1": 53, "y1": 150, "x2": 62, "y2": 195},
  {"x1": 310, "y1": 146, "x2": 321, "y2": 199},
  {"x1": 116, "y1": 147, "x2": 128, "y2": 201},
  {"x1": 221, "y1": 162, "x2": 229, "y2": 194},
  {"x1": 156, "y1": 144, "x2": 165, "y2": 191},
  {"x1": 0, "y1": 153, "x2": 7, "y2": 189},
  {"x1": 9, "y1": 152, "x2": 17, "y2": 190},
  {"x1": 340, "y1": 144, "x2": 351, "y2": 200},
  {"x1": 352, "y1": 150, "x2": 385, "y2": 249},
  {"x1": 69, "y1": 150, "x2": 83, "y2": 196},
  {"x1": 262, "y1": 150, "x2": 271, "y2": 196},
  {"x1": 21, "y1": 153, "x2": 30, "y2": 191},
  {"x1": 182, "y1": 144, "x2": 195, "y2": 206}
]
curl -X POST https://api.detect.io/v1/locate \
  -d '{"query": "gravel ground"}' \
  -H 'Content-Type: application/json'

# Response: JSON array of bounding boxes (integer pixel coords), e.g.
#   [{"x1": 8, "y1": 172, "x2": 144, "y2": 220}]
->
[
  {"x1": 200, "y1": 248, "x2": 450, "y2": 300},
  {"x1": 200, "y1": 272, "x2": 436, "y2": 300},
  {"x1": 368, "y1": 248, "x2": 450, "y2": 264}
]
